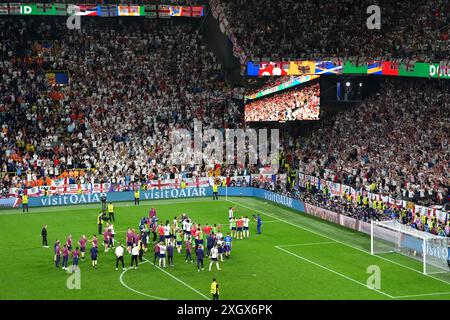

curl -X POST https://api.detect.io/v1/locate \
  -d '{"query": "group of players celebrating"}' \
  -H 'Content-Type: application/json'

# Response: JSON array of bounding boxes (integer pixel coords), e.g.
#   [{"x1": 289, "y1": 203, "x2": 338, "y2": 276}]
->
[
  {"x1": 123, "y1": 209, "x2": 240, "y2": 272},
  {"x1": 53, "y1": 233, "x2": 103, "y2": 270},
  {"x1": 51, "y1": 205, "x2": 256, "y2": 273}
]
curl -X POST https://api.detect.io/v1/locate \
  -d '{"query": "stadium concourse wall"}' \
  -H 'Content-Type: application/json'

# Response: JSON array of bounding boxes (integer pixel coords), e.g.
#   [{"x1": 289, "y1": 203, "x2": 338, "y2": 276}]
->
[{"x1": 5, "y1": 187, "x2": 372, "y2": 236}]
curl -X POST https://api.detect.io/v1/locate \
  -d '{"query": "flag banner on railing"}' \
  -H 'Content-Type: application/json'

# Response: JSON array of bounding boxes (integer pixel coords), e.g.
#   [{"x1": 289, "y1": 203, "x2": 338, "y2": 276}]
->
[
  {"x1": 247, "y1": 60, "x2": 450, "y2": 80},
  {"x1": 51, "y1": 178, "x2": 65, "y2": 187},
  {"x1": 65, "y1": 184, "x2": 78, "y2": 194},
  {"x1": 342, "y1": 184, "x2": 352, "y2": 196},
  {"x1": 6, "y1": 173, "x2": 448, "y2": 221},
  {"x1": 81, "y1": 183, "x2": 92, "y2": 194},
  {"x1": 298, "y1": 173, "x2": 449, "y2": 221},
  {"x1": 27, "y1": 186, "x2": 40, "y2": 197},
  {"x1": 0, "y1": 3, "x2": 203, "y2": 18}
]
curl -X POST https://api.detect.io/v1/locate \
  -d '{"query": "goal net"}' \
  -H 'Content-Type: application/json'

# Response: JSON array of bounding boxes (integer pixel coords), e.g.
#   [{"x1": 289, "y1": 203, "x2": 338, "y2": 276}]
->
[{"x1": 371, "y1": 220, "x2": 450, "y2": 275}]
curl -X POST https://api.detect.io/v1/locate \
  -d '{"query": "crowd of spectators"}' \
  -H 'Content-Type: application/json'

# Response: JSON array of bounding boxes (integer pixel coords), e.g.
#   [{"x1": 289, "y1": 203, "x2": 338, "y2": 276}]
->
[
  {"x1": 245, "y1": 76, "x2": 297, "y2": 97},
  {"x1": 296, "y1": 78, "x2": 450, "y2": 206},
  {"x1": 221, "y1": 171, "x2": 450, "y2": 236},
  {"x1": 245, "y1": 83, "x2": 320, "y2": 122},
  {"x1": 0, "y1": 17, "x2": 243, "y2": 192},
  {"x1": 299, "y1": 189, "x2": 389, "y2": 223},
  {"x1": 218, "y1": 0, "x2": 449, "y2": 62},
  {"x1": 298, "y1": 186, "x2": 450, "y2": 236},
  {"x1": 1, "y1": 14, "x2": 449, "y2": 220}
]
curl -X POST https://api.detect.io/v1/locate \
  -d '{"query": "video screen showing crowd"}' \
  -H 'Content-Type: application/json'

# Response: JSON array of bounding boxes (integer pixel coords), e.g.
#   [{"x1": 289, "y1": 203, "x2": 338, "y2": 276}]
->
[{"x1": 244, "y1": 80, "x2": 320, "y2": 122}]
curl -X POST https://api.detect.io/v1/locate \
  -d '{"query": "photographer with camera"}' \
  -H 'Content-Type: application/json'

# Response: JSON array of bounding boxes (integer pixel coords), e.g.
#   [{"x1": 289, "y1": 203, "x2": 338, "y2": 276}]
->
[{"x1": 100, "y1": 194, "x2": 107, "y2": 212}]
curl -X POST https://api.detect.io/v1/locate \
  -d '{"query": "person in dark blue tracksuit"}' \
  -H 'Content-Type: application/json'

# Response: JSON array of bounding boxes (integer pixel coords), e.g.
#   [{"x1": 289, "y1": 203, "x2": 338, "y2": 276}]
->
[
  {"x1": 256, "y1": 214, "x2": 262, "y2": 234},
  {"x1": 54, "y1": 240, "x2": 61, "y2": 268},
  {"x1": 196, "y1": 245, "x2": 205, "y2": 271},
  {"x1": 206, "y1": 234, "x2": 215, "y2": 256}
]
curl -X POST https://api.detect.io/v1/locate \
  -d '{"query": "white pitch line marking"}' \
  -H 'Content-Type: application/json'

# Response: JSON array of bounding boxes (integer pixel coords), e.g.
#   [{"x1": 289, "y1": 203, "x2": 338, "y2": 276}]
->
[
  {"x1": 142, "y1": 257, "x2": 210, "y2": 300},
  {"x1": 277, "y1": 241, "x2": 337, "y2": 248},
  {"x1": 393, "y1": 291, "x2": 450, "y2": 299},
  {"x1": 227, "y1": 199, "x2": 450, "y2": 287},
  {"x1": 257, "y1": 220, "x2": 281, "y2": 224},
  {"x1": 119, "y1": 260, "x2": 168, "y2": 300},
  {"x1": 275, "y1": 245, "x2": 394, "y2": 299}
]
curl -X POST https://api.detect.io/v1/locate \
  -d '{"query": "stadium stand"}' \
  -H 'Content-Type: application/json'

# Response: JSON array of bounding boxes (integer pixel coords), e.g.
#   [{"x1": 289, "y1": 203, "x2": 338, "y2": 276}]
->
[
  {"x1": 0, "y1": 9, "x2": 448, "y2": 233},
  {"x1": 0, "y1": 17, "x2": 242, "y2": 191},
  {"x1": 296, "y1": 78, "x2": 450, "y2": 206},
  {"x1": 216, "y1": 0, "x2": 449, "y2": 62},
  {"x1": 2, "y1": 1, "x2": 450, "y2": 306}
]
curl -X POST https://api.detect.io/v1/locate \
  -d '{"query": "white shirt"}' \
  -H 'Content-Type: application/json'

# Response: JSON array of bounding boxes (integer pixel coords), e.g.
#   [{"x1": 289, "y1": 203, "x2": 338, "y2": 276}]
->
[
  {"x1": 228, "y1": 209, "x2": 233, "y2": 219},
  {"x1": 243, "y1": 218, "x2": 249, "y2": 227},
  {"x1": 159, "y1": 245, "x2": 166, "y2": 255},
  {"x1": 164, "y1": 225, "x2": 170, "y2": 236},
  {"x1": 131, "y1": 246, "x2": 139, "y2": 256},
  {"x1": 115, "y1": 246, "x2": 124, "y2": 258},
  {"x1": 211, "y1": 247, "x2": 218, "y2": 259}
]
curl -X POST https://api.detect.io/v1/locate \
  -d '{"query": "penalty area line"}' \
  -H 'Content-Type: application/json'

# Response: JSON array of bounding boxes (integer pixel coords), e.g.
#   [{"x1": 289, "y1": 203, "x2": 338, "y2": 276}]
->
[
  {"x1": 119, "y1": 260, "x2": 168, "y2": 300},
  {"x1": 227, "y1": 199, "x2": 450, "y2": 287},
  {"x1": 276, "y1": 241, "x2": 337, "y2": 248},
  {"x1": 275, "y1": 245, "x2": 395, "y2": 299}
]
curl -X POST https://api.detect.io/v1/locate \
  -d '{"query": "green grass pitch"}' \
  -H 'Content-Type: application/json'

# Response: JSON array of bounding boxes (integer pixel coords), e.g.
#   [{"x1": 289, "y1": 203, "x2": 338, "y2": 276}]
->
[{"x1": 1, "y1": 196, "x2": 450, "y2": 300}]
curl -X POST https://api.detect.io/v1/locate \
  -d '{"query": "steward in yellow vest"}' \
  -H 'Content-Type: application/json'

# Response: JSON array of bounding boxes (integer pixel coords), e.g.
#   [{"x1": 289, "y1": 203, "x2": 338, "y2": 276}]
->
[
  {"x1": 134, "y1": 190, "x2": 140, "y2": 205},
  {"x1": 107, "y1": 203, "x2": 115, "y2": 222},
  {"x1": 210, "y1": 278, "x2": 219, "y2": 300},
  {"x1": 22, "y1": 194, "x2": 29, "y2": 213},
  {"x1": 290, "y1": 170, "x2": 296, "y2": 188},
  {"x1": 306, "y1": 181, "x2": 312, "y2": 191},
  {"x1": 212, "y1": 184, "x2": 218, "y2": 200},
  {"x1": 362, "y1": 196, "x2": 369, "y2": 207}
]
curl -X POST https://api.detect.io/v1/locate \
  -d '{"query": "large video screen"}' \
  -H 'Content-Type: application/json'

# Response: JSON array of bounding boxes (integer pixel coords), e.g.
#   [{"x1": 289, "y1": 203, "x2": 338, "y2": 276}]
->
[{"x1": 244, "y1": 80, "x2": 320, "y2": 122}]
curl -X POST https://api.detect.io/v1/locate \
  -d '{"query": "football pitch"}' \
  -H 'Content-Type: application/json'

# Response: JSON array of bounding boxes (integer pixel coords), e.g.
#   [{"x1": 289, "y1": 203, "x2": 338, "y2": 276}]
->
[{"x1": 1, "y1": 196, "x2": 450, "y2": 300}]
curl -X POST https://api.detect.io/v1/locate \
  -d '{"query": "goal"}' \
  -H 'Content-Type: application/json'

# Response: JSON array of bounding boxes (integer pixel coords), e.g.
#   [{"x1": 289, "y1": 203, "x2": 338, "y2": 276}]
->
[{"x1": 371, "y1": 220, "x2": 450, "y2": 275}]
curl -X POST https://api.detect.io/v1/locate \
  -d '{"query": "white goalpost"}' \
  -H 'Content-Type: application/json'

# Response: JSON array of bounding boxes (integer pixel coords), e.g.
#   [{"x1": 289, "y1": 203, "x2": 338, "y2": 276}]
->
[{"x1": 371, "y1": 220, "x2": 450, "y2": 275}]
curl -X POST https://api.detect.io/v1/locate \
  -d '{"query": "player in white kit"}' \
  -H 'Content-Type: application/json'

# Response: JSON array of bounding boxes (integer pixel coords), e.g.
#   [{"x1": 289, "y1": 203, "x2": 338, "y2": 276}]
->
[
  {"x1": 208, "y1": 246, "x2": 221, "y2": 271},
  {"x1": 164, "y1": 223, "x2": 170, "y2": 245},
  {"x1": 228, "y1": 207, "x2": 234, "y2": 222},
  {"x1": 184, "y1": 219, "x2": 192, "y2": 241},
  {"x1": 243, "y1": 216, "x2": 250, "y2": 238},
  {"x1": 158, "y1": 242, "x2": 167, "y2": 268}
]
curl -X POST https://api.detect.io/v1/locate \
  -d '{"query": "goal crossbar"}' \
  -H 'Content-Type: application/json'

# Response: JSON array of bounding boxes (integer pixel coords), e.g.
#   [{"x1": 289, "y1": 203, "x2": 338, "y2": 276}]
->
[{"x1": 371, "y1": 220, "x2": 450, "y2": 275}]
